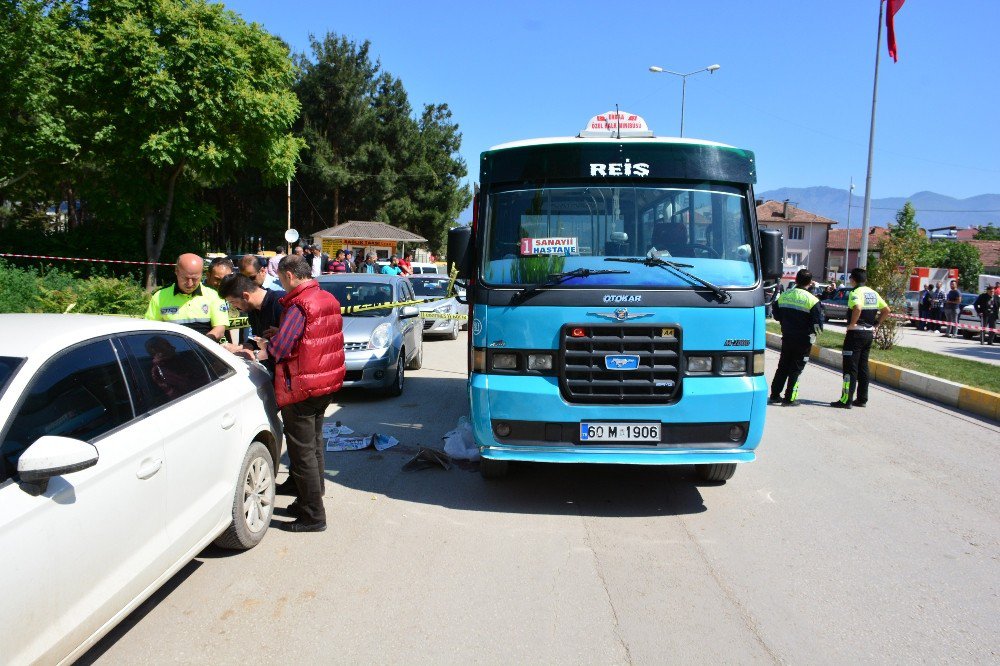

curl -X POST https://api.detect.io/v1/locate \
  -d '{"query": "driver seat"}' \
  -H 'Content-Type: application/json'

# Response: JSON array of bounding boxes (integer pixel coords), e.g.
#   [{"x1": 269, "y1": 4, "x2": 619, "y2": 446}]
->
[{"x1": 650, "y1": 222, "x2": 688, "y2": 256}]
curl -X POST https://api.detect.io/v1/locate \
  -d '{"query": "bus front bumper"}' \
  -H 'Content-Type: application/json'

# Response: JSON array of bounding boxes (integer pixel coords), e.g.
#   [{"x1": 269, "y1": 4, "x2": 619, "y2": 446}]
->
[{"x1": 480, "y1": 445, "x2": 755, "y2": 465}]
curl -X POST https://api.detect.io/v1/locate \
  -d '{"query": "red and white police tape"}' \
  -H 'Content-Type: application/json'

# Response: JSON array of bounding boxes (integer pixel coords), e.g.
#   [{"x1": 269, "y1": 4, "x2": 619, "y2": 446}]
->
[
  {"x1": 886, "y1": 312, "x2": 1000, "y2": 334},
  {"x1": 0, "y1": 252, "x2": 174, "y2": 267}
]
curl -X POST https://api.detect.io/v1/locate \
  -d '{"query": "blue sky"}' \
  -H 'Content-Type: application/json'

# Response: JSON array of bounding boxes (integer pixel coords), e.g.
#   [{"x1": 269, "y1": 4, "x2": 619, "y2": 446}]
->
[{"x1": 226, "y1": 0, "x2": 999, "y2": 218}]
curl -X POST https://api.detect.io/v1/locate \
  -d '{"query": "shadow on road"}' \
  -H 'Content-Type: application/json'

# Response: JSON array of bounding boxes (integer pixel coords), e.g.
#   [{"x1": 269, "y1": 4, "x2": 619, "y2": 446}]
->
[
  {"x1": 77, "y1": 559, "x2": 203, "y2": 665},
  {"x1": 316, "y1": 375, "x2": 709, "y2": 519}
]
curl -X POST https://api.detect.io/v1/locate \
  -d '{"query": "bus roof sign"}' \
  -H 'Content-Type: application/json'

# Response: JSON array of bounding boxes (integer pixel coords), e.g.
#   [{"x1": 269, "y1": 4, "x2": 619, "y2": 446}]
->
[{"x1": 580, "y1": 111, "x2": 654, "y2": 138}]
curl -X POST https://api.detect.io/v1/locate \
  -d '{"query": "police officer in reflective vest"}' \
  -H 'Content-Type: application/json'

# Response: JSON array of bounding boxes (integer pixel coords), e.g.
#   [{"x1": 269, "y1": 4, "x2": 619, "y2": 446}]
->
[
  {"x1": 144, "y1": 253, "x2": 229, "y2": 342},
  {"x1": 830, "y1": 267, "x2": 890, "y2": 409},
  {"x1": 769, "y1": 269, "x2": 822, "y2": 406}
]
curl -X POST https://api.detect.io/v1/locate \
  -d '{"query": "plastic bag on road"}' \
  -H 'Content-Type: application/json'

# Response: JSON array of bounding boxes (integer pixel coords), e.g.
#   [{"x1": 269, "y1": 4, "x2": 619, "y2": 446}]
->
[{"x1": 442, "y1": 416, "x2": 480, "y2": 461}]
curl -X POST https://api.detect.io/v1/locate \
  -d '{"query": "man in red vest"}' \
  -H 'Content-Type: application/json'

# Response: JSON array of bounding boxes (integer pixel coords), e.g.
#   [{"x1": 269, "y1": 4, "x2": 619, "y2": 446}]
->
[{"x1": 261, "y1": 254, "x2": 345, "y2": 532}]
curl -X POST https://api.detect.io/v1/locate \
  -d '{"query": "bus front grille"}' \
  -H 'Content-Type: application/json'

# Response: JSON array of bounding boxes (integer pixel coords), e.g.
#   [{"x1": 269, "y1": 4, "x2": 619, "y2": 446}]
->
[{"x1": 560, "y1": 324, "x2": 681, "y2": 404}]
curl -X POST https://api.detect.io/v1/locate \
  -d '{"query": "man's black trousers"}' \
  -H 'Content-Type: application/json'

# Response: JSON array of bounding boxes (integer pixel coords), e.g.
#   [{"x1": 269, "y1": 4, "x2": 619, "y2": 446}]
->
[
  {"x1": 281, "y1": 393, "x2": 333, "y2": 524},
  {"x1": 771, "y1": 336, "x2": 812, "y2": 400},
  {"x1": 839, "y1": 329, "x2": 874, "y2": 404}
]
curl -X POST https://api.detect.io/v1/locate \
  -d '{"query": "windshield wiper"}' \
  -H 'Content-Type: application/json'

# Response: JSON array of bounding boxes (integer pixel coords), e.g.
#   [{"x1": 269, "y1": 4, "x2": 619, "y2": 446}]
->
[
  {"x1": 512, "y1": 268, "x2": 629, "y2": 303},
  {"x1": 605, "y1": 250, "x2": 732, "y2": 303}
]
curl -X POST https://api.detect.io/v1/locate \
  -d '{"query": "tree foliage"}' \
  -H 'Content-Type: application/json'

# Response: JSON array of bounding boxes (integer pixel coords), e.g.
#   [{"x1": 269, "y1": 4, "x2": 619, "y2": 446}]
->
[
  {"x1": 974, "y1": 223, "x2": 1000, "y2": 240},
  {"x1": 1, "y1": 10, "x2": 469, "y2": 284},
  {"x1": 918, "y1": 241, "x2": 983, "y2": 291},
  {"x1": 868, "y1": 202, "x2": 926, "y2": 348},
  {"x1": 295, "y1": 32, "x2": 470, "y2": 252},
  {"x1": 80, "y1": 0, "x2": 303, "y2": 287},
  {"x1": 0, "y1": 0, "x2": 81, "y2": 195}
]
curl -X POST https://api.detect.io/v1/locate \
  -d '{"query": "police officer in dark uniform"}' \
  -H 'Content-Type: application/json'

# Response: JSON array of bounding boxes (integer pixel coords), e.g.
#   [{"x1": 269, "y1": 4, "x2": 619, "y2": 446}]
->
[
  {"x1": 769, "y1": 269, "x2": 823, "y2": 406},
  {"x1": 830, "y1": 267, "x2": 890, "y2": 409}
]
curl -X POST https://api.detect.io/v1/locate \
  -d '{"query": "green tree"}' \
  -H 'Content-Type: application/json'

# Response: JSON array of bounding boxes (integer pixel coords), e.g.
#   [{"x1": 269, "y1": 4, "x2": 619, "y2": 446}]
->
[
  {"x1": 868, "y1": 202, "x2": 926, "y2": 348},
  {"x1": 408, "y1": 103, "x2": 472, "y2": 252},
  {"x1": 295, "y1": 33, "x2": 379, "y2": 229},
  {"x1": 974, "y1": 223, "x2": 1000, "y2": 240},
  {"x1": 0, "y1": 0, "x2": 82, "y2": 199},
  {"x1": 78, "y1": 0, "x2": 302, "y2": 288},
  {"x1": 918, "y1": 241, "x2": 984, "y2": 291}
]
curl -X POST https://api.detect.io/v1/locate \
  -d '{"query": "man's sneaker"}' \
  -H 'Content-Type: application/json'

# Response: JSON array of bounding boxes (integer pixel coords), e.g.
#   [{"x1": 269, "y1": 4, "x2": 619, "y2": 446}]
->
[
  {"x1": 781, "y1": 398, "x2": 799, "y2": 406},
  {"x1": 829, "y1": 400, "x2": 852, "y2": 409},
  {"x1": 767, "y1": 394, "x2": 783, "y2": 405},
  {"x1": 852, "y1": 400, "x2": 867, "y2": 407}
]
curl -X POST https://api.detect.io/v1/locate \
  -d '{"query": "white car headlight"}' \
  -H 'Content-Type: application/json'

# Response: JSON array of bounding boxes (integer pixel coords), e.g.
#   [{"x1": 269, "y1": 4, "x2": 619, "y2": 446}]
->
[
  {"x1": 369, "y1": 323, "x2": 391, "y2": 350},
  {"x1": 433, "y1": 302, "x2": 452, "y2": 313}
]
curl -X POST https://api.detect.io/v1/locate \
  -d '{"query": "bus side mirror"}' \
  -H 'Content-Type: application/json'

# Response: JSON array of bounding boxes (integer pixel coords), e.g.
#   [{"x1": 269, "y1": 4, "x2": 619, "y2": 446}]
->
[
  {"x1": 448, "y1": 226, "x2": 473, "y2": 280},
  {"x1": 758, "y1": 228, "x2": 784, "y2": 282}
]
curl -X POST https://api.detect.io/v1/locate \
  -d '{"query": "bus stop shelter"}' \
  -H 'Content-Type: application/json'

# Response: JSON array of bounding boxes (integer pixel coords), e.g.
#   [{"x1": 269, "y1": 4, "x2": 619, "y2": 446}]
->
[{"x1": 311, "y1": 220, "x2": 427, "y2": 261}]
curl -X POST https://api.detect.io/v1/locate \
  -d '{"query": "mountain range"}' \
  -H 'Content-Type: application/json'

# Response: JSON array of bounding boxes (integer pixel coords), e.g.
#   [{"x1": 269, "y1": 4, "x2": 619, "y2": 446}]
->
[{"x1": 757, "y1": 186, "x2": 1000, "y2": 230}]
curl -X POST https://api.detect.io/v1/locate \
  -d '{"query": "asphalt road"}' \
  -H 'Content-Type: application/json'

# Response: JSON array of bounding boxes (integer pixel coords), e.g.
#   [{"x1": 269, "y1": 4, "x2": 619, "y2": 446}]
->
[
  {"x1": 822, "y1": 319, "x2": 1000, "y2": 367},
  {"x1": 84, "y1": 336, "x2": 1000, "y2": 664}
]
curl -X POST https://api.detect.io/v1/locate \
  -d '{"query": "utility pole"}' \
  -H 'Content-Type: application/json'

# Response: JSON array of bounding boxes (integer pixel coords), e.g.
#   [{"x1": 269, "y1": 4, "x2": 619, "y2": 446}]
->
[
  {"x1": 287, "y1": 178, "x2": 292, "y2": 253},
  {"x1": 858, "y1": 1, "x2": 885, "y2": 268},
  {"x1": 843, "y1": 178, "x2": 855, "y2": 280}
]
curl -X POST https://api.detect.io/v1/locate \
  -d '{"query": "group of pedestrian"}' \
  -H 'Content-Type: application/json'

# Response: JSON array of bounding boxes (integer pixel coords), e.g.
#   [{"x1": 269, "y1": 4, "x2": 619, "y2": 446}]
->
[
  {"x1": 916, "y1": 280, "x2": 999, "y2": 342},
  {"x1": 916, "y1": 280, "x2": 962, "y2": 336},
  {"x1": 770, "y1": 267, "x2": 890, "y2": 410},
  {"x1": 145, "y1": 252, "x2": 346, "y2": 534}
]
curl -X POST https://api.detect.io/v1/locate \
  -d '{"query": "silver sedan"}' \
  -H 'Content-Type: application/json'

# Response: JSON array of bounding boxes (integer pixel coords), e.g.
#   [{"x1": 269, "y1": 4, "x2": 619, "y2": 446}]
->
[
  {"x1": 317, "y1": 274, "x2": 423, "y2": 396},
  {"x1": 410, "y1": 275, "x2": 466, "y2": 339}
]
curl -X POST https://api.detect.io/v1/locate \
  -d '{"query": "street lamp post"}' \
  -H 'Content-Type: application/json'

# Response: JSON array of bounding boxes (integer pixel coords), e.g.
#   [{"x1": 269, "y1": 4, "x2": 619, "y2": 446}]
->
[
  {"x1": 649, "y1": 64, "x2": 721, "y2": 137},
  {"x1": 843, "y1": 178, "x2": 855, "y2": 281}
]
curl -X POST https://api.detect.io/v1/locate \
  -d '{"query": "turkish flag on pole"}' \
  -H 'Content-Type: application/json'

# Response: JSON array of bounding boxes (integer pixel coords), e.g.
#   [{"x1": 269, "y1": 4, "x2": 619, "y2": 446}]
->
[{"x1": 886, "y1": 0, "x2": 906, "y2": 62}]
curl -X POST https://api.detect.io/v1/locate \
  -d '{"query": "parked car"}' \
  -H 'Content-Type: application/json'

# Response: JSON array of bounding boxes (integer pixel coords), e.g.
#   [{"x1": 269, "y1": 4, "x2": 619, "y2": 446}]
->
[
  {"x1": 410, "y1": 275, "x2": 464, "y2": 340},
  {"x1": 820, "y1": 287, "x2": 852, "y2": 321},
  {"x1": 0, "y1": 314, "x2": 282, "y2": 665},
  {"x1": 317, "y1": 274, "x2": 423, "y2": 395},
  {"x1": 409, "y1": 262, "x2": 440, "y2": 275},
  {"x1": 903, "y1": 290, "x2": 920, "y2": 323},
  {"x1": 957, "y1": 292, "x2": 984, "y2": 338}
]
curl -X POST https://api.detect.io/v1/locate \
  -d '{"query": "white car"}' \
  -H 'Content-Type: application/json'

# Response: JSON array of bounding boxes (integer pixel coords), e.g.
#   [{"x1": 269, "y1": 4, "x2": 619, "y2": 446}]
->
[
  {"x1": 408, "y1": 262, "x2": 440, "y2": 275},
  {"x1": 0, "y1": 314, "x2": 282, "y2": 664}
]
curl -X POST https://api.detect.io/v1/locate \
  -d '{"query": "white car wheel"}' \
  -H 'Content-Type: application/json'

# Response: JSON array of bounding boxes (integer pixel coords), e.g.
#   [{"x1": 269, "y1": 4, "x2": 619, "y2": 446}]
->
[{"x1": 215, "y1": 442, "x2": 275, "y2": 549}]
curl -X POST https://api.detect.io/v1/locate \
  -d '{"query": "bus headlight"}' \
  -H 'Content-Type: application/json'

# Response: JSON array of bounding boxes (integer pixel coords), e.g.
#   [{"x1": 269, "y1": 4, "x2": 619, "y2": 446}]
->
[
  {"x1": 720, "y1": 356, "x2": 747, "y2": 373},
  {"x1": 687, "y1": 356, "x2": 712, "y2": 373},
  {"x1": 492, "y1": 353, "x2": 517, "y2": 370},
  {"x1": 527, "y1": 353, "x2": 553, "y2": 370}
]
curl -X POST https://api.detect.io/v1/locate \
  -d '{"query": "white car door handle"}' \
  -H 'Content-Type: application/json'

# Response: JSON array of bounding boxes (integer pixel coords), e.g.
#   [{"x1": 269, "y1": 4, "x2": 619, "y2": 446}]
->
[
  {"x1": 221, "y1": 413, "x2": 236, "y2": 430},
  {"x1": 136, "y1": 458, "x2": 163, "y2": 480}
]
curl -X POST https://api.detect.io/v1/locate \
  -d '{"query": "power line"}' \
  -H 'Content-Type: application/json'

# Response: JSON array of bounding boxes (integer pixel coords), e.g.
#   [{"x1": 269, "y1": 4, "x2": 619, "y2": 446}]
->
[
  {"x1": 292, "y1": 175, "x2": 327, "y2": 228},
  {"x1": 742, "y1": 102, "x2": 1000, "y2": 175},
  {"x1": 848, "y1": 204, "x2": 1000, "y2": 213}
]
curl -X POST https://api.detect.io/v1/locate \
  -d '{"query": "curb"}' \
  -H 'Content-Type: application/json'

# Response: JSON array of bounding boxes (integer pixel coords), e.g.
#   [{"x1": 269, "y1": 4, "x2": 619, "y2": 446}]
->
[{"x1": 765, "y1": 331, "x2": 1000, "y2": 422}]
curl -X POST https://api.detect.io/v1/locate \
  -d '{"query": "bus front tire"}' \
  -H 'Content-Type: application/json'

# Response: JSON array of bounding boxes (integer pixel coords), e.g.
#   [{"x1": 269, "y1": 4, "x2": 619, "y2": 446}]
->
[
  {"x1": 696, "y1": 463, "x2": 736, "y2": 482},
  {"x1": 479, "y1": 458, "x2": 509, "y2": 479}
]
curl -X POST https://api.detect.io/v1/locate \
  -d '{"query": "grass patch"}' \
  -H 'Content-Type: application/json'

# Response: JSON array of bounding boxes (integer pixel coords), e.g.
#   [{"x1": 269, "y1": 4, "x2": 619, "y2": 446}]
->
[{"x1": 766, "y1": 321, "x2": 1000, "y2": 394}]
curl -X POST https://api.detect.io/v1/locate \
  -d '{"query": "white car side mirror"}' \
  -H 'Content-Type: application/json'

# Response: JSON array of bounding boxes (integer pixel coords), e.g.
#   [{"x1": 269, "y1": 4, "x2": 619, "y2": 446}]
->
[
  {"x1": 399, "y1": 306, "x2": 419, "y2": 319},
  {"x1": 18, "y1": 436, "x2": 99, "y2": 484}
]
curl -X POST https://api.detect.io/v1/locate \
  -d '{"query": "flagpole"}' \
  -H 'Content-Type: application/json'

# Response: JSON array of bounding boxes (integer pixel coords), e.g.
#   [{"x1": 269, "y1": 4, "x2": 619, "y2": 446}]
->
[{"x1": 858, "y1": 0, "x2": 885, "y2": 269}]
